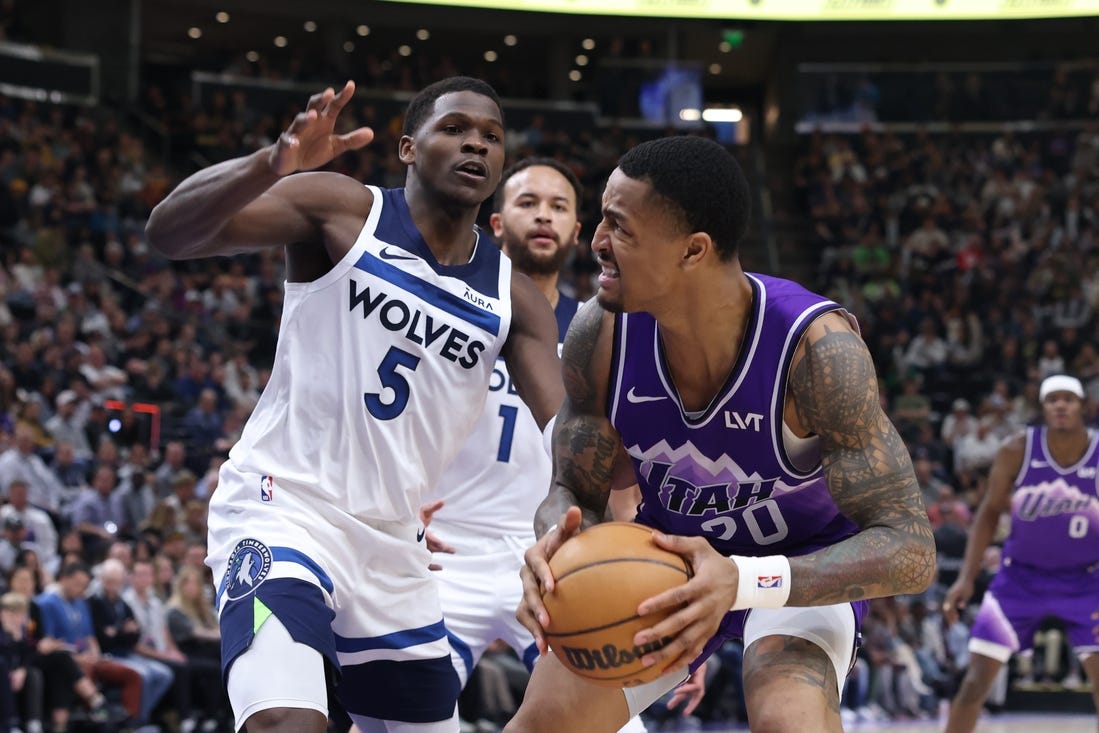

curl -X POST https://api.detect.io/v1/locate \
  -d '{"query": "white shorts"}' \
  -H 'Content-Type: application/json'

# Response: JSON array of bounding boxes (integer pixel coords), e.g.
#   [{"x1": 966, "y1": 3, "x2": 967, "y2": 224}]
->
[
  {"x1": 208, "y1": 464, "x2": 460, "y2": 724},
  {"x1": 431, "y1": 525, "x2": 538, "y2": 685},
  {"x1": 622, "y1": 603, "x2": 857, "y2": 718}
]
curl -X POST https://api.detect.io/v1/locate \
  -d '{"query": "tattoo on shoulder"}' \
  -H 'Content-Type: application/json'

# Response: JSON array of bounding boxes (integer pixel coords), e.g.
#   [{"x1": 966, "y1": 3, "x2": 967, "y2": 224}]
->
[
  {"x1": 787, "y1": 323, "x2": 935, "y2": 604},
  {"x1": 560, "y1": 302, "x2": 609, "y2": 411}
]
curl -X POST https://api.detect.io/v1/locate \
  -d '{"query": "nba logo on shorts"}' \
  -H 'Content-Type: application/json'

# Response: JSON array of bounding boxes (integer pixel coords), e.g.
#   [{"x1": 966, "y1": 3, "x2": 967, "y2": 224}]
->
[
  {"x1": 757, "y1": 575, "x2": 783, "y2": 589},
  {"x1": 224, "y1": 538, "x2": 273, "y2": 602},
  {"x1": 260, "y1": 475, "x2": 274, "y2": 502}
]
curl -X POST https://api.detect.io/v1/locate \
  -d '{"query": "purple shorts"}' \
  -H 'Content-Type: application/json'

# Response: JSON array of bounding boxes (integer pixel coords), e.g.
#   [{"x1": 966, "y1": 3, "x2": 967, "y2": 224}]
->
[{"x1": 969, "y1": 559, "x2": 1099, "y2": 659}]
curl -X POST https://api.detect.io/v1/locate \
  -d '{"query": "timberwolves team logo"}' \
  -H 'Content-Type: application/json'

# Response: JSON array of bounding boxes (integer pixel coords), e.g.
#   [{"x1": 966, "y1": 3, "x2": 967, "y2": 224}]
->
[{"x1": 224, "y1": 539, "x2": 272, "y2": 602}]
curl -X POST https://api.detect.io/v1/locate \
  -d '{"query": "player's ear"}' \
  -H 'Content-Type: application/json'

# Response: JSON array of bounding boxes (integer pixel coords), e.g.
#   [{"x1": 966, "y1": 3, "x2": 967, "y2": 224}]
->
[
  {"x1": 489, "y1": 212, "x2": 504, "y2": 238},
  {"x1": 398, "y1": 135, "x2": 415, "y2": 165},
  {"x1": 569, "y1": 221, "x2": 582, "y2": 248},
  {"x1": 681, "y1": 232, "x2": 711, "y2": 269}
]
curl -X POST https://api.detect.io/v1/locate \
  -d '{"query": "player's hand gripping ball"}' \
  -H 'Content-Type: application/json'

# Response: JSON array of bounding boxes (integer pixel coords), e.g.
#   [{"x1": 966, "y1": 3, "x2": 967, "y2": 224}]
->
[{"x1": 542, "y1": 522, "x2": 693, "y2": 687}]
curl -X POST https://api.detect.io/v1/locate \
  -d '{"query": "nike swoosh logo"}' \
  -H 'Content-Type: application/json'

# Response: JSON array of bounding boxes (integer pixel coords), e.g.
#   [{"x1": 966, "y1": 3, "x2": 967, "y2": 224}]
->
[
  {"x1": 626, "y1": 386, "x2": 668, "y2": 404},
  {"x1": 416, "y1": 528, "x2": 426, "y2": 543},
  {"x1": 379, "y1": 247, "x2": 418, "y2": 262}
]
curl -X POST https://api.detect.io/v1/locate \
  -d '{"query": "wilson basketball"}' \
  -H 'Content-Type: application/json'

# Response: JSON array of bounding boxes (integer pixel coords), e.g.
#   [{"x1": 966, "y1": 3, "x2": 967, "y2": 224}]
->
[{"x1": 542, "y1": 522, "x2": 692, "y2": 688}]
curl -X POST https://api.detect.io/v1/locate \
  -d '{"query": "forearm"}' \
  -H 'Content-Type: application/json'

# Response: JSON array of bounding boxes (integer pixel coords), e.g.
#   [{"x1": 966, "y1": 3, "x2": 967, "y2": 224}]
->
[
  {"x1": 146, "y1": 147, "x2": 281, "y2": 259},
  {"x1": 533, "y1": 481, "x2": 604, "y2": 538},
  {"x1": 785, "y1": 524, "x2": 936, "y2": 606}
]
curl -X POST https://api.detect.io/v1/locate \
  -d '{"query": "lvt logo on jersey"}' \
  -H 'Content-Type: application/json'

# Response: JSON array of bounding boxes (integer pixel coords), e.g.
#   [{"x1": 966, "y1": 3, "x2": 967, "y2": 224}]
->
[
  {"x1": 349, "y1": 280, "x2": 486, "y2": 369},
  {"x1": 224, "y1": 538, "x2": 272, "y2": 601},
  {"x1": 725, "y1": 411, "x2": 763, "y2": 431}
]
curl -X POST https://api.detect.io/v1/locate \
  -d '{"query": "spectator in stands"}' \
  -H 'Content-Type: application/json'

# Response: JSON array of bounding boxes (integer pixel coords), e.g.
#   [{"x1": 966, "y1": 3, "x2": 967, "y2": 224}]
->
[
  {"x1": 68, "y1": 465, "x2": 124, "y2": 565},
  {"x1": 180, "y1": 390, "x2": 224, "y2": 476},
  {"x1": 0, "y1": 425, "x2": 63, "y2": 513},
  {"x1": 34, "y1": 562, "x2": 142, "y2": 726},
  {"x1": 0, "y1": 480, "x2": 57, "y2": 573},
  {"x1": 0, "y1": 590, "x2": 44, "y2": 733},
  {"x1": 124, "y1": 558, "x2": 226, "y2": 733},
  {"x1": 88, "y1": 559, "x2": 173, "y2": 728},
  {"x1": 165, "y1": 566, "x2": 218, "y2": 663},
  {"x1": 153, "y1": 441, "x2": 186, "y2": 500},
  {"x1": 43, "y1": 391, "x2": 89, "y2": 461}
]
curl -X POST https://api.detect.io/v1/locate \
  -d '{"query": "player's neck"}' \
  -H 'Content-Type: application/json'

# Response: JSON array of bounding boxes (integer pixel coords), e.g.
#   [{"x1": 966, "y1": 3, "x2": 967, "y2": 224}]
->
[
  {"x1": 404, "y1": 186, "x2": 481, "y2": 266},
  {"x1": 657, "y1": 271, "x2": 752, "y2": 411},
  {"x1": 1046, "y1": 425, "x2": 1090, "y2": 458}
]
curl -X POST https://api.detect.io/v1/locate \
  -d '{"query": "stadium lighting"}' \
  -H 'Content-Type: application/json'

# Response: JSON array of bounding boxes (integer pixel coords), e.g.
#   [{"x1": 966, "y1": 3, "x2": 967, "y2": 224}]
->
[
  {"x1": 709, "y1": 63, "x2": 722, "y2": 75},
  {"x1": 484, "y1": 50, "x2": 498, "y2": 62},
  {"x1": 702, "y1": 108, "x2": 742, "y2": 122},
  {"x1": 357, "y1": 25, "x2": 371, "y2": 36},
  {"x1": 304, "y1": 20, "x2": 317, "y2": 32},
  {"x1": 575, "y1": 54, "x2": 588, "y2": 66},
  {"x1": 274, "y1": 35, "x2": 288, "y2": 47},
  {"x1": 569, "y1": 69, "x2": 582, "y2": 81},
  {"x1": 719, "y1": 41, "x2": 732, "y2": 53},
  {"x1": 416, "y1": 28, "x2": 431, "y2": 40},
  {"x1": 398, "y1": 44, "x2": 412, "y2": 56},
  {"x1": 504, "y1": 34, "x2": 518, "y2": 46},
  {"x1": 678, "y1": 108, "x2": 701, "y2": 121},
  {"x1": 215, "y1": 11, "x2": 230, "y2": 23},
  {"x1": 582, "y1": 38, "x2": 595, "y2": 50},
  {"x1": 188, "y1": 27, "x2": 202, "y2": 39},
  {"x1": 246, "y1": 51, "x2": 259, "y2": 62},
  {"x1": 343, "y1": 41, "x2": 355, "y2": 52}
]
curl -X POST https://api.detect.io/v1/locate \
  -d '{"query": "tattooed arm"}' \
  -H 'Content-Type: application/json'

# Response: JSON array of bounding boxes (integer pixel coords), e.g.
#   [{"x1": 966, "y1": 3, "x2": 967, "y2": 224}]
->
[
  {"x1": 532, "y1": 300, "x2": 626, "y2": 537},
  {"x1": 785, "y1": 311, "x2": 936, "y2": 604},
  {"x1": 519, "y1": 301, "x2": 631, "y2": 651}
]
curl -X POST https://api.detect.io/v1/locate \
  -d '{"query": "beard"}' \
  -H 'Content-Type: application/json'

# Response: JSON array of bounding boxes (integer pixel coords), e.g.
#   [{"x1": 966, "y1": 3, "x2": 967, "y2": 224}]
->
[{"x1": 505, "y1": 236, "x2": 571, "y2": 276}]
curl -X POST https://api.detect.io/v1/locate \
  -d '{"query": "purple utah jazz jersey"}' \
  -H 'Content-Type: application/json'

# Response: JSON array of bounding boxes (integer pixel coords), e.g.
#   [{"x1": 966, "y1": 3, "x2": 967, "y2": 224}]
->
[
  {"x1": 1002, "y1": 426, "x2": 1099, "y2": 571},
  {"x1": 608, "y1": 274, "x2": 859, "y2": 558}
]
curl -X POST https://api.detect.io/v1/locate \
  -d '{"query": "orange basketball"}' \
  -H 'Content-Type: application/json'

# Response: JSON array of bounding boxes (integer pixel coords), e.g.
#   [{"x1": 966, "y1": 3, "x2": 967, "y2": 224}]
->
[{"x1": 542, "y1": 522, "x2": 692, "y2": 688}]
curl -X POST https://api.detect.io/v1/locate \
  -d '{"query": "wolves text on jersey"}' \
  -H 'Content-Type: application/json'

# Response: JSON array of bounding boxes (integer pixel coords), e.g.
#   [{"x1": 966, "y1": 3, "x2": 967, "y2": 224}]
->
[{"x1": 350, "y1": 280, "x2": 487, "y2": 369}]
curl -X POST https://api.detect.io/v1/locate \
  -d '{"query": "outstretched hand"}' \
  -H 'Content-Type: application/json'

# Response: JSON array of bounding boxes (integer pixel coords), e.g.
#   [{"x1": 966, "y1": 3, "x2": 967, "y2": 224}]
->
[
  {"x1": 515, "y1": 506, "x2": 583, "y2": 656},
  {"x1": 632, "y1": 532, "x2": 737, "y2": 675},
  {"x1": 269, "y1": 81, "x2": 375, "y2": 176}
]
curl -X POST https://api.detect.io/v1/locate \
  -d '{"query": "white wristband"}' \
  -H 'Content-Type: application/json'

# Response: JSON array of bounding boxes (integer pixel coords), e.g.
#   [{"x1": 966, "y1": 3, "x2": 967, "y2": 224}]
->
[
  {"x1": 542, "y1": 415, "x2": 557, "y2": 459},
  {"x1": 729, "y1": 555, "x2": 792, "y2": 610}
]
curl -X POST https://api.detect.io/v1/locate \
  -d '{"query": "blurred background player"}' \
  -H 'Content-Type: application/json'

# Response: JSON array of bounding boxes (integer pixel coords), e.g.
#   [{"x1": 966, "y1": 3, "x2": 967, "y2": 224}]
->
[{"x1": 942, "y1": 374, "x2": 1099, "y2": 732}]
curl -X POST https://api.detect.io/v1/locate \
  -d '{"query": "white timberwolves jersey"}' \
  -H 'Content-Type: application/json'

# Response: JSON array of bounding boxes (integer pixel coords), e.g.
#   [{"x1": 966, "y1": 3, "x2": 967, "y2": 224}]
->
[
  {"x1": 224, "y1": 186, "x2": 513, "y2": 523},
  {"x1": 431, "y1": 293, "x2": 578, "y2": 538}
]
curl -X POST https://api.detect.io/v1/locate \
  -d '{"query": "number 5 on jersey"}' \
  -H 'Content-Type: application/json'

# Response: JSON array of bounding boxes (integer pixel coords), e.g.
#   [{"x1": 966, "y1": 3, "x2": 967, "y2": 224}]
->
[{"x1": 365, "y1": 346, "x2": 421, "y2": 420}]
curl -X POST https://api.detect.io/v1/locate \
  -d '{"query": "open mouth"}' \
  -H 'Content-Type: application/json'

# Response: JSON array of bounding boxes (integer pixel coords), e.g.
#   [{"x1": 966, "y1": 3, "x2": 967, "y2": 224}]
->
[{"x1": 455, "y1": 160, "x2": 488, "y2": 179}]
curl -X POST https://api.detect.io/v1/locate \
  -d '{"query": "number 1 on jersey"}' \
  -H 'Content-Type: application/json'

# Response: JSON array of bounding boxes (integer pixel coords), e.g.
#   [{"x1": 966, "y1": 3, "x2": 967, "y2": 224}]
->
[
  {"x1": 496, "y1": 405, "x2": 518, "y2": 462},
  {"x1": 365, "y1": 346, "x2": 421, "y2": 420}
]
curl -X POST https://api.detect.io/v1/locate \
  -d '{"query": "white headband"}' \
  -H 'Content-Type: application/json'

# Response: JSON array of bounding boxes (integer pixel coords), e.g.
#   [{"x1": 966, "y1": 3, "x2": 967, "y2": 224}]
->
[{"x1": 1039, "y1": 375, "x2": 1084, "y2": 401}]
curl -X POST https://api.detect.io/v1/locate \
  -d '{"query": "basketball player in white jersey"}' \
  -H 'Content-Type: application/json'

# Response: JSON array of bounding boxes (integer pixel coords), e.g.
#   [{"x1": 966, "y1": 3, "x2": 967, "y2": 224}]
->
[
  {"x1": 145, "y1": 78, "x2": 565, "y2": 733},
  {"x1": 425, "y1": 159, "x2": 705, "y2": 730}
]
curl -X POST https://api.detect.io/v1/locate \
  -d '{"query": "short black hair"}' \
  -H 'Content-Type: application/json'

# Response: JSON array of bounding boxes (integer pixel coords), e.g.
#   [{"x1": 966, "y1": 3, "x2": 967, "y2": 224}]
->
[
  {"x1": 617, "y1": 136, "x2": 751, "y2": 260},
  {"x1": 59, "y1": 561, "x2": 90, "y2": 579},
  {"x1": 493, "y1": 157, "x2": 584, "y2": 213},
  {"x1": 402, "y1": 77, "x2": 503, "y2": 137}
]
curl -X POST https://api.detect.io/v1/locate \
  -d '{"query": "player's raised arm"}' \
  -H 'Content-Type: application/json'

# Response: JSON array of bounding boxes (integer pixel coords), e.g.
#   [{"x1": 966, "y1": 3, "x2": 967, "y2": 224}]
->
[
  {"x1": 785, "y1": 311, "x2": 936, "y2": 604},
  {"x1": 501, "y1": 271, "x2": 564, "y2": 431},
  {"x1": 146, "y1": 82, "x2": 375, "y2": 261}
]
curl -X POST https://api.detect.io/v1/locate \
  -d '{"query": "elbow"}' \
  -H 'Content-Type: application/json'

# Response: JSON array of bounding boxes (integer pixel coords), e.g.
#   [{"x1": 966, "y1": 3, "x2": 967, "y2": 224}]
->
[
  {"x1": 897, "y1": 533, "x2": 937, "y2": 595},
  {"x1": 144, "y1": 203, "x2": 177, "y2": 258}
]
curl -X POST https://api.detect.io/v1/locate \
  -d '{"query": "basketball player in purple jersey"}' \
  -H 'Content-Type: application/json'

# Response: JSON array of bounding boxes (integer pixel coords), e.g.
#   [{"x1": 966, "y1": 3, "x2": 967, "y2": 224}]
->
[
  {"x1": 942, "y1": 374, "x2": 1099, "y2": 733},
  {"x1": 507, "y1": 136, "x2": 935, "y2": 733}
]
